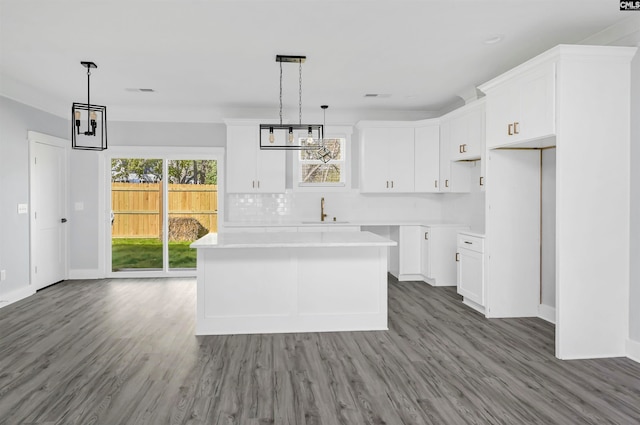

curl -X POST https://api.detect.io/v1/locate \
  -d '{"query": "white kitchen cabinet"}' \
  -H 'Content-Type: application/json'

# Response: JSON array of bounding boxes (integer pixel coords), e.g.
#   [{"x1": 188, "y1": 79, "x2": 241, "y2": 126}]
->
[
  {"x1": 485, "y1": 62, "x2": 555, "y2": 149},
  {"x1": 359, "y1": 124, "x2": 415, "y2": 193},
  {"x1": 422, "y1": 225, "x2": 469, "y2": 286},
  {"x1": 439, "y1": 121, "x2": 472, "y2": 193},
  {"x1": 479, "y1": 45, "x2": 636, "y2": 359},
  {"x1": 397, "y1": 226, "x2": 423, "y2": 279},
  {"x1": 391, "y1": 224, "x2": 468, "y2": 284},
  {"x1": 456, "y1": 232, "x2": 485, "y2": 312},
  {"x1": 414, "y1": 122, "x2": 440, "y2": 193},
  {"x1": 449, "y1": 100, "x2": 484, "y2": 161},
  {"x1": 226, "y1": 123, "x2": 286, "y2": 193}
]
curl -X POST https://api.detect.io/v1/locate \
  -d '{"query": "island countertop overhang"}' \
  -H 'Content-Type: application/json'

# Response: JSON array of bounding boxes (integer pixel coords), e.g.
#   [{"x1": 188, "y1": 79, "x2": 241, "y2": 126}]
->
[{"x1": 190, "y1": 231, "x2": 397, "y2": 249}]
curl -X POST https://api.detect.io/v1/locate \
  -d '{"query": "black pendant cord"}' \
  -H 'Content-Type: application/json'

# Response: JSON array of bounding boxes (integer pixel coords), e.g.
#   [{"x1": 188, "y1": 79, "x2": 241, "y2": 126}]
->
[
  {"x1": 87, "y1": 68, "x2": 91, "y2": 132},
  {"x1": 279, "y1": 60, "x2": 283, "y2": 126}
]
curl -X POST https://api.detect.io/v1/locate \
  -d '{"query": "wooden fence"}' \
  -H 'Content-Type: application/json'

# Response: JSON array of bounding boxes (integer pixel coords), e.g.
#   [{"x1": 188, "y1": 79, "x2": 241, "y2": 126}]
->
[{"x1": 111, "y1": 182, "x2": 218, "y2": 238}]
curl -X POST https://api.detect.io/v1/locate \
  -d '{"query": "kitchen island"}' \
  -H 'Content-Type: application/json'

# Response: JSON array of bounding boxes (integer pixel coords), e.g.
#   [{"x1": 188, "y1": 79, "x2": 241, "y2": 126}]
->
[{"x1": 191, "y1": 231, "x2": 396, "y2": 335}]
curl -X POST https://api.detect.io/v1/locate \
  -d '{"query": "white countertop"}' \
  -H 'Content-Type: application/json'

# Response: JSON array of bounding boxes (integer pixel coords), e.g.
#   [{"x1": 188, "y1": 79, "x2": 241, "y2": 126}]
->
[
  {"x1": 458, "y1": 230, "x2": 485, "y2": 238},
  {"x1": 223, "y1": 220, "x2": 468, "y2": 228},
  {"x1": 191, "y1": 230, "x2": 398, "y2": 249}
]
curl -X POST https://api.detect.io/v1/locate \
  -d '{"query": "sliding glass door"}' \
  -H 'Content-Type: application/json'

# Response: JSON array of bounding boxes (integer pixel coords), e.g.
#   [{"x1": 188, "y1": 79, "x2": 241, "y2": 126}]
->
[
  {"x1": 109, "y1": 155, "x2": 218, "y2": 275},
  {"x1": 167, "y1": 160, "x2": 217, "y2": 271}
]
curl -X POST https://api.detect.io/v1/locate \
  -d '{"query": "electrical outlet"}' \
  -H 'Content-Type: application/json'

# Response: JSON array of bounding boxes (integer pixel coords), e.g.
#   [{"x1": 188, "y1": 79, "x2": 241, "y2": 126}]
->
[{"x1": 0, "y1": 270, "x2": 6, "y2": 281}]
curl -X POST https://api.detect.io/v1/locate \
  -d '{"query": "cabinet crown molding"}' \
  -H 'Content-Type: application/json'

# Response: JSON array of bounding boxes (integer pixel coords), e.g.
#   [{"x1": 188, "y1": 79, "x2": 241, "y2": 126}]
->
[
  {"x1": 479, "y1": 44, "x2": 637, "y2": 94},
  {"x1": 440, "y1": 97, "x2": 486, "y2": 122}
]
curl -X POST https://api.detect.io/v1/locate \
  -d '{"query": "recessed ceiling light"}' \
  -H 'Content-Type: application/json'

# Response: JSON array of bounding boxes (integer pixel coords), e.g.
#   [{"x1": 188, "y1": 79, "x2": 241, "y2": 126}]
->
[
  {"x1": 364, "y1": 93, "x2": 391, "y2": 98},
  {"x1": 484, "y1": 35, "x2": 504, "y2": 45}
]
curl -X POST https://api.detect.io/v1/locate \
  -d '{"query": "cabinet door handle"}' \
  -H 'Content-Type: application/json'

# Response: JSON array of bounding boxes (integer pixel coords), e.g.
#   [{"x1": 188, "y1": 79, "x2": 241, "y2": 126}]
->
[
  {"x1": 464, "y1": 241, "x2": 473, "y2": 245},
  {"x1": 257, "y1": 180, "x2": 260, "y2": 189},
  {"x1": 513, "y1": 122, "x2": 519, "y2": 134},
  {"x1": 252, "y1": 180, "x2": 255, "y2": 188},
  {"x1": 386, "y1": 181, "x2": 389, "y2": 188},
  {"x1": 459, "y1": 144, "x2": 463, "y2": 153},
  {"x1": 508, "y1": 123, "x2": 513, "y2": 135},
  {"x1": 445, "y1": 179, "x2": 449, "y2": 188},
  {"x1": 434, "y1": 180, "x2": 438, "y2": 188},
  {"x1": 424, "y1": 232, "x2": 429, "y2": 240},
  {"x1": 463, "y1": 144, "x2": 467, "y2": 153},
  {"x1": 456, "y1": 252, "x2": 460, "y2": 262},
  {"x1": 479, "y1": 176, "x2": 484, "y2": 186},
  {"x1": 391, "y1": 181, "x2": 394, "y2": 188}
]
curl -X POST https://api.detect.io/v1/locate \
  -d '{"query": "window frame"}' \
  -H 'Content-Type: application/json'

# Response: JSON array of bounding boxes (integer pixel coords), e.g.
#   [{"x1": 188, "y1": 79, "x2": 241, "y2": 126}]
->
[{"x1": 291, "y1": 126, "x2": 352, "y2": 192}]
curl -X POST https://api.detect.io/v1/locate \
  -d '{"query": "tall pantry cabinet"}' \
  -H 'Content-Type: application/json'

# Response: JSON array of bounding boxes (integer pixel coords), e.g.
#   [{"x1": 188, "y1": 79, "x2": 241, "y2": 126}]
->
[{"x1": 479, "y1": 45, "x2": 637, "y2": 360}]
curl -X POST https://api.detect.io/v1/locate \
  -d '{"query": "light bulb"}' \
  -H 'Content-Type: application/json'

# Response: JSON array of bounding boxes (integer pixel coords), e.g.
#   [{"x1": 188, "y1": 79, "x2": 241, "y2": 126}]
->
[
  {"x1": 307, "y1": 126, "x2": 314, "y2": 144},
  {"x1": 269, "y1": 127, "x2": 274, "y2": 143},
  {"x1": 75, "y1": 111, "x2": 81, "y2": 120},
  {"x1": 90, "y1": 111, "x2": 97, "y2": 121},
  {"x1": 288, "y1": 127, "x2": 294, "y2": 143}
]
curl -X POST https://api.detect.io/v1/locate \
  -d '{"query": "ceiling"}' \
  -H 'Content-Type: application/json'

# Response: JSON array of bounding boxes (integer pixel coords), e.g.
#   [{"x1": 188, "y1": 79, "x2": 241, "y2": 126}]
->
[{"x1": 0, "y1": 0, "x2": 632, "y2": 122}]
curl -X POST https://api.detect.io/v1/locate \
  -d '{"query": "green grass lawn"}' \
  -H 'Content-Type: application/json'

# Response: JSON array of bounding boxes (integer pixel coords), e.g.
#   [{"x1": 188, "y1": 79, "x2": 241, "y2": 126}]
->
[{"x1": 112, "y1": 238, "x2": 197, "y2": 271}]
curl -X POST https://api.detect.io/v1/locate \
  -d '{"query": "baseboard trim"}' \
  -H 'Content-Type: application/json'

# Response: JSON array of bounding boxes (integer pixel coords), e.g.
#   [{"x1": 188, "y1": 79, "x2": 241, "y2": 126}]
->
[
  {"x1": 68, "y1": 269, "x2": 103, "y2": 280},
  {"x1": 538, "y1": 304, "x2": 556, "y2": 324},
  {"x1": 627, "y1": 339, "x2": 640, "y2": 364},
  {"x1": 462, "y1": 298, "x2": 485, "y2": 315},
  {"x1": 0, "y1": 285, "x2": 36, "y2": 309},
  {"x1": 397, "y1": 274, "x2": 425, "y2": 282}
]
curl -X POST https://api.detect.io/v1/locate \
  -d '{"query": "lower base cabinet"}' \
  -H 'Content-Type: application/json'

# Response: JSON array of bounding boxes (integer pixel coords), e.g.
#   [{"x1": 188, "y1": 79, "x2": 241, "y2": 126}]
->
[
  {"x1": 392, "y1": 224, "x2": 469, "y2": 286},
  {"x1": 456, "y1": 232, "x2": 485, "y2": 312}
]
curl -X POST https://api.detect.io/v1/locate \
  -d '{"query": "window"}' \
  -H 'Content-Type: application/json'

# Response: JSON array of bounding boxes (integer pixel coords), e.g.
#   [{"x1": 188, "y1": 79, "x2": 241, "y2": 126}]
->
[{"x1": 296, "y1": 137, "x2": 347, "y2": 187}]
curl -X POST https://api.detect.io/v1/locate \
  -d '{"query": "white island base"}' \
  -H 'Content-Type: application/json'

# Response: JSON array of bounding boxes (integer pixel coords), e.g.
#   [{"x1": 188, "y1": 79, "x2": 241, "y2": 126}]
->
[{"x1": 191, "y1": 232, "x2": 396, "y2": 335}]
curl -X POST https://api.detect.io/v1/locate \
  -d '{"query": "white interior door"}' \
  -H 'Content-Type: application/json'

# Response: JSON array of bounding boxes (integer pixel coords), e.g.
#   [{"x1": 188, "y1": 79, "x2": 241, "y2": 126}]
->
[{"x1": 29, "y1": 132, "x2": 68, "y2": 290}]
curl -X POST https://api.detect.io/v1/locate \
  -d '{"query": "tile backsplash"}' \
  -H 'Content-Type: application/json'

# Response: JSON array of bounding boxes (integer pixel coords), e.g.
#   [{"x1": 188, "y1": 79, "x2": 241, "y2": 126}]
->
[
  {"x1": 225, "y1": 191, "x2": 477, "y2": 224},
  {"x1": 226, "y1": 193, "x2": 295, "y2": 221}
]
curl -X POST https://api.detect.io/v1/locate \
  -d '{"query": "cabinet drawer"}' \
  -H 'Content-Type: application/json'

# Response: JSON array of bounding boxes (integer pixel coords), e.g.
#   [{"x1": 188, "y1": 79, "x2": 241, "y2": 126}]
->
[{"x1": 457, "y1": 234, "x2": 484, "y2": 253}]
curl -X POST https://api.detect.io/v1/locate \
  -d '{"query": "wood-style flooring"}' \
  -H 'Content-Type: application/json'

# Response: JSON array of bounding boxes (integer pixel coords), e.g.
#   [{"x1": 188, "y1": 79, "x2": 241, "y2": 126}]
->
[{"x1": 1, "y1": 277, "x2": 639, "y2": 424}]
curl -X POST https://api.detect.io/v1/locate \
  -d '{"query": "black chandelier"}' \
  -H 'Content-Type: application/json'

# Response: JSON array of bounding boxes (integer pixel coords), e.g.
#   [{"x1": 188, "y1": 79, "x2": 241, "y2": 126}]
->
[
  {"x1": 72, "y1": 61, "x2": 107, "y2": 151},
  {"x1": 259, "y1": 55, "x2": 323, "y2": 150}
]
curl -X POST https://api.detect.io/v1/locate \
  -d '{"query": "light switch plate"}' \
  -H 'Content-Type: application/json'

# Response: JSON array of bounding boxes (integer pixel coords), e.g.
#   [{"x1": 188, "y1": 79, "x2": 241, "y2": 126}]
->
[
  {"x1": 17, "y1": 204, "x2": 28, "y2": 214},
  {"x1": 74, "y1": 202, "x2": 84, "y2": 211},
  {"x1": 0, "y1": 270, "x2": 6, "y2": 281}
]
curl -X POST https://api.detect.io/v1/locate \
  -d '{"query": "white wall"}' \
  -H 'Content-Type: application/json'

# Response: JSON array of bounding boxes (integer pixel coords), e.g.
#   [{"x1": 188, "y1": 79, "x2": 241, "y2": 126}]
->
[
  {"x1": 439, "y1": 192, "x2": 485, "y2": 233},
  {"x1": 0, "y1": 96, "x2": 67, "y2": 302},
  {"x1": 108, "y1": 121, "x2": 226, "y2": 148},
  {"x1": 67, "y1": 120, "x2": 227, "y2": 275}
]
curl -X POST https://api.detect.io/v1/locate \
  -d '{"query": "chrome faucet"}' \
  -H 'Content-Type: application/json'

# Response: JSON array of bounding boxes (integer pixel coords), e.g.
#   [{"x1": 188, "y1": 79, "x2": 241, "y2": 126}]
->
[{"x1": 320, "y1": 197, "x2": 327, "y2": 222}]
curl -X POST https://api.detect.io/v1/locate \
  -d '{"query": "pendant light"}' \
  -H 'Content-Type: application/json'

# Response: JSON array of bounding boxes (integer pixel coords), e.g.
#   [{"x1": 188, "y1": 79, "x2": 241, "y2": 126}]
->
[
  {"x1": 315, "y1": 105, "x2": 332, "y2": 163},
  {"x1": 71, "y1": 61, "x2": 107, "y2": 151},
  {"x1": 259, "y1": 55, "x2": 323, "y2": 150}
]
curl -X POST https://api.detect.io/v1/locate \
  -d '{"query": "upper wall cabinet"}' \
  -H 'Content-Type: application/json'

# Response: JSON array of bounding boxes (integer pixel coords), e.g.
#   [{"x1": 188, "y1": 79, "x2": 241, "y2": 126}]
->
[
  {"x1": 439, "y1": 118, "x2": 475, "y2": 193},
  {"x1": 359, "y1": 123, "x2": 416, "y2": 193},
  {"x1": 484, "y1": 63, "x2": 555, "y2": 149},
  {"x1": 449, "y1": 100, "x2": 485, "y2": 161},
  {"x1": 226, "y1": 123, "x2": 286, "y2": 193},
  {"x1": 414, "y1": 122, "x2": 440, "y2": 193}
]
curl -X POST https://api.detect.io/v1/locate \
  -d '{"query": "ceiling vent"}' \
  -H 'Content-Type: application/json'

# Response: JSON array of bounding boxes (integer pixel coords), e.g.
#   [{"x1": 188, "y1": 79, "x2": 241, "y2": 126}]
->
[{"x1": 125, "y1": 88, "x2": 155, "y2": 93}]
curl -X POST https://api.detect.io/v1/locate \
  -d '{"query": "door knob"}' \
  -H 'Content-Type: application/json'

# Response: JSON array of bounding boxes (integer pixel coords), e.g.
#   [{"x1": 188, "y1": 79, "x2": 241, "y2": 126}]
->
[{"x1": 61, "y1": 218, "x2": 68, "y2": 223}]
